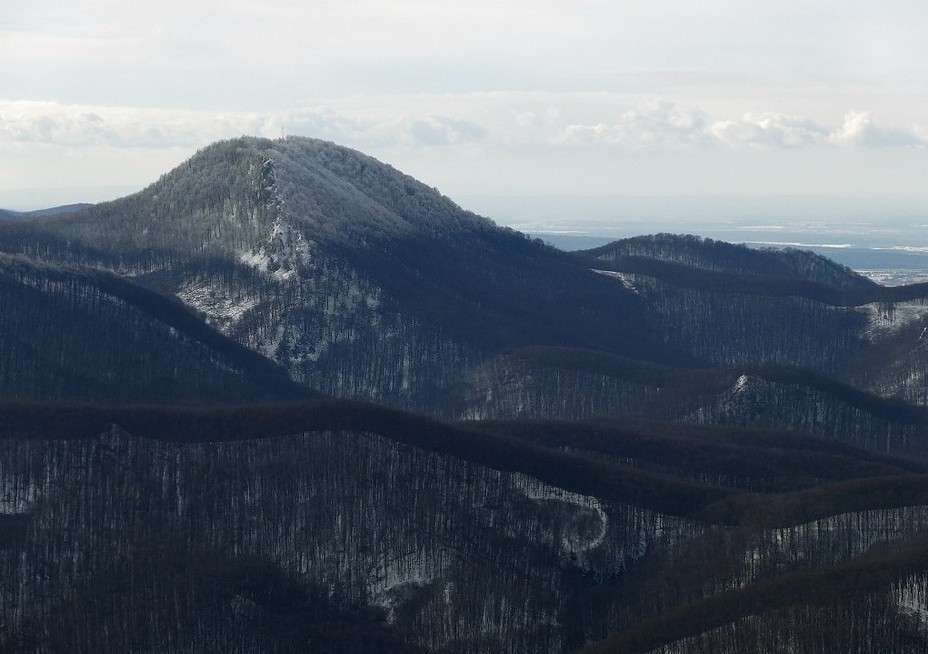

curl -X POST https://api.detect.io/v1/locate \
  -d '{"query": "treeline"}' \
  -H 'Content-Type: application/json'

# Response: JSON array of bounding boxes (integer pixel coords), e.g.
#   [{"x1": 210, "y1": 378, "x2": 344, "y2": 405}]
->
[
  {"x1": 0, "y1": 399, "x2": 730, "y2": 520},
  {"x1": 586, "y1": 252, "x2": 928, "y2": 307},
  {"x1": 3, "y1": 409, "x2": 925, "y2": 653},
  {"x1": 475, "y1": 417, "x2": 927, "y2": 492},
  {"x1": 5, "y1": 408, "x2": 923, "y2": 653},
  {"x1": 578, "y1": 249, "x2": 875, "y2": 374},
  {"x1": 586, "y1": 234, "x2": 875, "y2": 291},
  {"x1": 0, "y1": 254, "x2": 312, "y2": 404},
  {"x1": 18, "y1": 548, "x2": 426, "y2": 654},
  {"x1": 326, "y1": 223, "x2": 679, "y2": 367},
  {"x1": 508, "y1": 346, "x2": 928, "y2": 425},
  {"x1": 3, "y1": 399, "x2": 926, "y2": 529},
  {"x1": 578, "y1": 531, "x2": 928, "y2": 654},
  {"x1": 697, "y1": 474, "x2": 928, "y2": 528},
  {"x1": 0, "y1": 421, "x2": 587, "y2": 652},
  {"x1": 476, "y1": 348, "x2": 928, "y2": 458}
]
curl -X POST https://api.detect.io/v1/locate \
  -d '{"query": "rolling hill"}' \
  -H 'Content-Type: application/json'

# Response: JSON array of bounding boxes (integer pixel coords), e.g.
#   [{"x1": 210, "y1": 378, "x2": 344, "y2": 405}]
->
[
  {"x1": 0, "y1": 137, "x2": 675, "y2": 414},
  {"x1": 0, "y1": 252, "x2": 312, "y2": 404},
  {"x1": 2, "y1": 138, "x2": 928, "y2": 652}
]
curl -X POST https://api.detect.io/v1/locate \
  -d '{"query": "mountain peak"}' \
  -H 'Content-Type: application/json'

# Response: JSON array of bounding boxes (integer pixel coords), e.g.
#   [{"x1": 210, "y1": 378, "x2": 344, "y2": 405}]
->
[
  {"x1": 30, "y1": 136, "x2": 495, "y2": 271},
  {"x1": 192, "y1": 135, "x2": 493, "y2": 242}
]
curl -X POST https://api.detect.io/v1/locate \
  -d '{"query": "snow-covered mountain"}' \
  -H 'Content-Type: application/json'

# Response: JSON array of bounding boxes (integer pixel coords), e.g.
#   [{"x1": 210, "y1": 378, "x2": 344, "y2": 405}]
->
[
  {"x1": 2, "y1": 138, "x2": 928, "y2": 653},
  {"x1": 1, "y1": 137, "x2": 666, "y2": 413}
]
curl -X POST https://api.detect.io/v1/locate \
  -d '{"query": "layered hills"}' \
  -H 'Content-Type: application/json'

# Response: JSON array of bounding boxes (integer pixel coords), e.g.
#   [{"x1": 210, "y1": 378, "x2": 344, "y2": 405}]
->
[
  {"x1": 0, "y1": 253, "x2": 311, "y2": 404},
  {"x1": 0, "y1": 137, "x2": 672, "y2": 412},
  {"x1": 1, "y1": 137, "x2": 928, "y2": 652},
  {"x1": 5, "y1": 137, "x2": 928, "y2": 423},
  {"x1": 2, "y1": 400, "x2": 927, "y2": 652}
]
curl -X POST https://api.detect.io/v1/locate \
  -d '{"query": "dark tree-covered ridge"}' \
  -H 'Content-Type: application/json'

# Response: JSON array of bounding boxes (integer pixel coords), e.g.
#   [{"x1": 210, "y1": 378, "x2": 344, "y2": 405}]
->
[
  {"x1": 1, "y1": 139, "x2": 928, "y2": 652},
  {"x1": 0, "y1": 253, "x2": 312, "y2": 403},
  {"x1": 2, "y1": 400, "x2": 927, "y2": 653},
  {"x1": 585, "y1": 233, "x2": 876, "y2": 292}
]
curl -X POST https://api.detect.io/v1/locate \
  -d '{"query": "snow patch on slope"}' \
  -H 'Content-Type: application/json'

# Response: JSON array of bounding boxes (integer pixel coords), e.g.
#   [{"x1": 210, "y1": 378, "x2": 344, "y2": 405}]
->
[
  {"x1": 520, "y1": 479, "x2": 609, "y2": 555},
  {"x1": 592, "y1": 269, "x2": 639, "y2": 294},
  {"x1": 685, "y1": 372, "x2": 761, "y2": 423},
  {"x1": 238, "y1": 218, "x2": 315, "y2": 281},
  {"x1": 0, "y1": 476, "x2": 39, "y2": 515},
  {"x1": 859, "y1": 300, "x2": 928, "y2": 338},
  {"x1": 253, "y1": 270, "x2": 383, "y2": 373},
  {"x1": 895, "y1": 575, "x2": 928, "y2": 631},
  {"x1": 732, "y1": 373, "x2": 750, "y2": 394},
  {"x1": 368, "y1": 551, "x2": 447, "y2": 622},
  {"x1": 176, "y1": 281, "x2": 258, "y2": 332},
  {"x1": 259, "y1": 323, "x2": 287, "y2": 360}
]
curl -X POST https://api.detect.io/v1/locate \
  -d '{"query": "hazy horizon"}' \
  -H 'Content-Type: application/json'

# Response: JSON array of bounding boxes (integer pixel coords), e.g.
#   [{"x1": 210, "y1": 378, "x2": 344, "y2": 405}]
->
[
  {"x1": 5, "y1": 186, "x2": 928, "y2": 230},
  {"x1": 3, "y1": 1, "x2": 927, "y2": 214}
]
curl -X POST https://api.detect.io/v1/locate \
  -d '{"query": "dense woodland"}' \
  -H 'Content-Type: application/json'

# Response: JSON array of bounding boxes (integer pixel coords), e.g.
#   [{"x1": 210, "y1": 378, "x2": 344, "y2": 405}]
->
[
  {"x1": 1, "y1": 401, "x2": 927, "y2": 652},
  {"x1": 0, "y1": 137, "x2": 927, "y2": 652}
]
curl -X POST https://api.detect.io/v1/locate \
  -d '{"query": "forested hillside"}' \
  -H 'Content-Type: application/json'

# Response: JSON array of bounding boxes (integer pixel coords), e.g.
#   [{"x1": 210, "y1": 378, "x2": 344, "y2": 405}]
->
[
  {"x1": 1, "y1": 138, "x2": 927, "y2": 652},
  {"x1": 0, "y1": 137, "x2": 673, "y2": 414},
  {"x1": 1, "y1": 402, "x2": 926, "y2": 652},
  {"x1": 588, "y1": 233, "x2": 876, "y2": 291},
  {"x1": 578, "y1": 234, "x2": 928, "y2": 403},
  {"x1": 0, "y1": 253, "x2": 310, "y2": 403}
]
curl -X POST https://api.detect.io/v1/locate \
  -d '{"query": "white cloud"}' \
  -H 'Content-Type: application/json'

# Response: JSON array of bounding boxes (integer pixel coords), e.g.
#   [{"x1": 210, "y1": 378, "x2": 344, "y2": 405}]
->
[
  {"x1": 709, "y1": 113, "x2": 829, "y2": 148},
  {"x1": 829, "y1": 110, "x2": 926, "y2": 148},
  {"x1": 391, "y1": 116, "x2": 485, "y2": 146},
  {"x1": 3, "y1": 99, "x2": 924, "y2": 159},
  {"x1": 552, "y1": 102, "x2": 925, "y2": 151},
  {"x1": 558, "y1": 102, "x2": 708, "y2": 147},
  {"x1": 0, "y1": 101, "x2": 219, "y2": 147},
  {"x1": 0, "y1": 101, "x2": 486, "y2": 151},
  {"x1": 4, "y1": 2, "x2": 927, "y2": 205},
  {"x1": 260, "y1": 109, "x2": 379, "y2": 145}
]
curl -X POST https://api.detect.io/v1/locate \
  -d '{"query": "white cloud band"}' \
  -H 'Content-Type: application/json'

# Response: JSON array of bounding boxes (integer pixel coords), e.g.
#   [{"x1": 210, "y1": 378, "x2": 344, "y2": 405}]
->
[
  {"x1": 0, "y1": 101, "x2": 487, "y2": 151},
  {"x1": 0, "y1": 98, "x2": 924, "y2": 153}
]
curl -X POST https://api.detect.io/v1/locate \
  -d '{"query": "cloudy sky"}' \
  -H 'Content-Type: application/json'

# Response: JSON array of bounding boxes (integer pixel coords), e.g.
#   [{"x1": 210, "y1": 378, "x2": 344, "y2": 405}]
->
[{"x1": 2, "y1": 0, "x2": 927, "y2": 219}]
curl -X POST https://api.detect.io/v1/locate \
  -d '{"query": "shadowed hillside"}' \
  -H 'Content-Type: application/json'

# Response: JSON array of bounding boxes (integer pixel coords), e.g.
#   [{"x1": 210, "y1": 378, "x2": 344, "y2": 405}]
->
[
  {"x1": 0, "y1": 137, "x2": 677, "y2": 414},
  {"x1": 0, "y1": 253, "x2": 312, "y2": 404},
  {"x1": 2, "y1": 140, "x2": 927, "y2": 652},
  {"x1": 2, "y1": 400, "x2": 927, "y2": 652}
]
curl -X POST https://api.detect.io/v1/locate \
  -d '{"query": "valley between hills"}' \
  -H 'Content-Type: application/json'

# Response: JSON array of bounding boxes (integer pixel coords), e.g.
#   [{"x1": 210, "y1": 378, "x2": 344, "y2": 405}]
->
[{"x1": 1, "y1": 136, "x2": 927, "y2": 653}]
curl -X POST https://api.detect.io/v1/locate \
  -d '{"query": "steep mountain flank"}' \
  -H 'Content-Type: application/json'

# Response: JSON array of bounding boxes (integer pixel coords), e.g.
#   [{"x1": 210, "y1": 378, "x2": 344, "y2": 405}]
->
[
  {"x1": 0, "y1": 137, "x2": 672, "y2": 414},
  {"x1": 0, "y1": 253, "x2": 310, "y2": 403},
  {"x1": 580, "y1": 235, "x2": 928, "y2": 398},
  {"x1": 2, "y1": 140, "x2": 926, "y2": 423}
]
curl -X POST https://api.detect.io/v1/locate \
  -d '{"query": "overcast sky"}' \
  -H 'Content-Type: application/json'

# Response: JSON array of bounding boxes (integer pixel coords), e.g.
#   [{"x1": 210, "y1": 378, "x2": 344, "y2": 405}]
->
[{"x1": 2, "y1": 0, "x2": 927, "y2": 217}]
